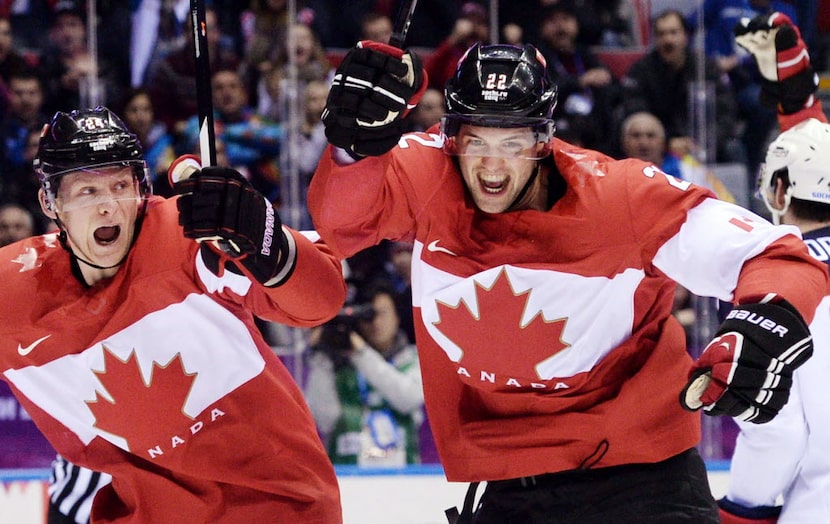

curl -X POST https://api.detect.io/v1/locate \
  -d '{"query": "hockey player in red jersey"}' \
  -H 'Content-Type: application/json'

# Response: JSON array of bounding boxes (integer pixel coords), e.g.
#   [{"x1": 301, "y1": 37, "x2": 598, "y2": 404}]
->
[
  {"x1": 307, "y1": 40, "x2": 829, "y2": 523},
  {"x1": 716, "y1": 13, "x2": 830, "y2": 524},
  {"x1": 0, "y1": 107, "x2": 345, "y2": 523}
]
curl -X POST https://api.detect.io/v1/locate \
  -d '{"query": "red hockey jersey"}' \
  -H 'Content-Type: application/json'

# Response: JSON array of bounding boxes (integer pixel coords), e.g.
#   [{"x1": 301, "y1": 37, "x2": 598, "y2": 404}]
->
[
  {"x1": 308, "y1": 133, "x2": 828, "y2": 482},
  {"x1": 0, "y1": 197, "x2": 344, "y2": 523}
]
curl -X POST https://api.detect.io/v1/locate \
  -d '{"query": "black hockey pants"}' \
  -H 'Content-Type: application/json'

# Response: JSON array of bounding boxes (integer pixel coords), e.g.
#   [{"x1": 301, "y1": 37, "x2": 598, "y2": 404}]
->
[{"x1": 447, "y1": 448, "x2": 720, "y2": 524}]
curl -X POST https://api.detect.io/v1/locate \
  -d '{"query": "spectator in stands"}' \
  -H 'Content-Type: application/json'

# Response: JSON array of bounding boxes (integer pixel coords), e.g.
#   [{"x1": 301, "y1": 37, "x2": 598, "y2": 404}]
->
[
  {"x1": 424, "y1": 2, "x2": 490, "y2": 91},
  {"x1": 116, "y1": 88, "x2": 176, "y2": 197},
  {"x1": 242, "y1": 0, "x2": 288, "y2": 56},
  {"x1": 689, "y1": 0, "x2": 798, "y2": 191},
  {"x1": 181, "y1": 68, "x2": 282, "y2": 203},
  {"x1": 275, "y1": 23, "x2": 333, "y2": 88},
  {"x1": 0, "y1": 202, "x2": 35, "y2": 247},
  {"x1": 405, "y1": 88, "x2": 444, "y2": 133},
  {"x1": 620, "y1": 111, "x2": 682, "y2": 177},
  {"x1": 256, "y1": 66, "x2": 284, "y2": 122},
  {"x1": 254, "y1": 22, "x2": 332, "y2": 123},
  {"x1": 0, "y1": 16, "x2": 31, "y2": 84},
  {"x1": 292, "y1": 0, "x2": 375, "y2": 49},
  {"x1": 1, "y1": 70, "x2": 48, "y2": 183},
  {"x1": 239, "y1": 0, "x2": 334, "y2": 99},
  {"x1": 536, "y1": 2, "x2": 619, "y2": 153},
  {"x1": 500, "y1": 0, "x2": 635, "y2": 48},
  {"x1": 620, "y1": 111, "x2": 736, "y2": 203},
  {"x1": 620, "y1": 9, "x2": 739, "y2": 163},
  {"x1": 39, "y1": 1, "x2": 124, "y2": 114},
  {"x1": 298, "y1": 79, "x2": 329, "y2": 168},
  {"x1": 129, "y1": 0, "x2": 190, "y2": 88},
  {"x1": 2, "y1": 124, "x2": 51, "y2": 233},
  {"x1": 593, "y1": 0, "x2": 637, "y2": 47},
  {"x1": 283, "y1": 79, "x2": 329, "y2": 230},
  {"x1": 146, "y1": 5, "x2": 240, "y2": 135},
  {"x1": 6, "y1": 0, "x2": 52, "y2": 57},
  {"x1": 305, "y1": 280, "x2": 424, "y2": 466},
  {"x1": 242, "y1": 0, "x2": 290, "y2": 102},
  {"x1": 360, "y1": 12, "x2": 393, "y2": 44},
  {"x1": 498, "y1": 0, "x2": 544, "y2": 46},
  {"x1": 403, "y1": 0, "x2": 470, "y2": 49},
  {"x1": 211, "y1": 0, "x2": 251, "y2": 57},
  {"x1": 93, "y1": 0, "x2": 132, "y2": 99}
]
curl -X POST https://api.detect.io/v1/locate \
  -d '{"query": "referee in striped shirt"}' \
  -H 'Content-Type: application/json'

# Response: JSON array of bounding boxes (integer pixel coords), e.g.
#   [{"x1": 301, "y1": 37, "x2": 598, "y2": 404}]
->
[{"x1": 48, "y1": 455, "x2": 111, "y2": 524}]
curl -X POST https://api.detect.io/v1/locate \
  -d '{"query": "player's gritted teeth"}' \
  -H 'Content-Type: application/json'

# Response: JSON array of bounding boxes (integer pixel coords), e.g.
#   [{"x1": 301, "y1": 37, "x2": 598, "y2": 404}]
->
[
  {"x1": 94, "y1": 225, "x2": 121, "y2": 245},
  {"x1": 479, "y1": 175, "x2": 508, "y2": 194}
]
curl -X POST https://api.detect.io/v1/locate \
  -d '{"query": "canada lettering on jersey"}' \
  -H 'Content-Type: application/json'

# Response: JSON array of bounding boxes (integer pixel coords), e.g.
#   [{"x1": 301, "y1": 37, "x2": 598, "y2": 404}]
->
[
  {"x1": 455, "y1": 365, "x2": 572, "y2": 391},
  {"x1": 147, "y1": 407, "x2": 226, "y2": 459}
]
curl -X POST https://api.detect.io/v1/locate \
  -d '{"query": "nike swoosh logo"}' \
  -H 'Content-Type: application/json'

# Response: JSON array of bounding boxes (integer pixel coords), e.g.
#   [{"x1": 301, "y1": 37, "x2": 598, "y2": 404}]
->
[
  {"x1": 427, "y1": 240, "x2": 457, "y2": 256},
  {"x1": 17, "y1": 335, "x2": 51, "y2": 356}
]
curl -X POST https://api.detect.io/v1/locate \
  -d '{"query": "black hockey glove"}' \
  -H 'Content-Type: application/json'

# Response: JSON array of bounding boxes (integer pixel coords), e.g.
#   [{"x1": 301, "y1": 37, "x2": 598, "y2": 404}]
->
[
  {"x1": 322, "y1": 40, "x2": 427, "y2": 159},
  {"x1": 680, "y1": 300, "x2": 812, "y2": 424},
  {"x1": 172, "y1": 160, "x2": 294, "y2": 287},
  {"x1": 734, "y1": 12, "x2": 818, "y2": 114},
  {"x1": 718, "y1": 497, "x2": 781, "y2": 524}
]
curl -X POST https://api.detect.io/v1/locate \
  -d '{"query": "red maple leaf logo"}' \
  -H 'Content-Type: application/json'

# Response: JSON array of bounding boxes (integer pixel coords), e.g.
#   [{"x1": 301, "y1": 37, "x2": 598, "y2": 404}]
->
[
  {"x1": 87, "y1": 346, "x2": 197, "y2": 451},
  {"x1": 434, "y1": 270, "x2": 570, "y2": 380}
]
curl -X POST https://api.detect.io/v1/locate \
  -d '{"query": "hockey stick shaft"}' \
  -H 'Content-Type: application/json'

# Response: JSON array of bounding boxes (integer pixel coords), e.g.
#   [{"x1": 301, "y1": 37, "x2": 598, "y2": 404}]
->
[
  {"x1": 190, "y1": 0, "x2": 217, "y2": 167},
  {"x1": 183, "y1": 1, "x2": 239, "y2": 255},
  {"x1": 389, "y1": 0, "x2": 418, "y2": 48}
]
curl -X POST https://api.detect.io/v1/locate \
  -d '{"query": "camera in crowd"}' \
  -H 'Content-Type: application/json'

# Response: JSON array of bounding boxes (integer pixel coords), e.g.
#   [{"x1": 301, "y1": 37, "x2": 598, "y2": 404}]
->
[{"x1": 316, "y1": 303, "x2": 376, "y2": 367}]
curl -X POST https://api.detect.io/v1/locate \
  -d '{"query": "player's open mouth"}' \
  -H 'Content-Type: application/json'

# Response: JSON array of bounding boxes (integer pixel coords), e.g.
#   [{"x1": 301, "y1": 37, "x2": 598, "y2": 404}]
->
[
  {"x1": 479, "y1": 176, "x2": 507, "y2": 194},
  {"x1": 94, "y1": 225, "x2": 121, "y2": 245}
]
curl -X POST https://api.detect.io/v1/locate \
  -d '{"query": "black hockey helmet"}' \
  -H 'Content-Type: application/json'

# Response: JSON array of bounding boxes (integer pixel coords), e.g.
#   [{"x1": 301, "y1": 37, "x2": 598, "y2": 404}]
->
[
  {"x1": 34, "y1": 106, "x2": 151, "y2": 201},
  {"x1": 441, "y1": 43, "x2": 557, "y2": 142}
]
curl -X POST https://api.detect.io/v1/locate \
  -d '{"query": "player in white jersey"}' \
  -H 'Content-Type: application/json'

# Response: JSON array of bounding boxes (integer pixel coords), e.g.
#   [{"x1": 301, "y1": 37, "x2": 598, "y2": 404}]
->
[
  {"x1": 717, "y1": 13, "x2": 830, "y2": 524},
  {"x1": 307, "y1": 38, "x2": 828, "y2": 523}
]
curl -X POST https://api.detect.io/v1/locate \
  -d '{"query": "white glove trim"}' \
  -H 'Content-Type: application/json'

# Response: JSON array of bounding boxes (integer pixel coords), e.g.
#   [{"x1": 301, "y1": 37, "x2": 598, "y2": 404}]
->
[
  {"x1": 779, "y1": 48, "x2": 809, "y2": 69},
  {"x1": 262, "y1": 225, "x2": 297, "y2": 287}
]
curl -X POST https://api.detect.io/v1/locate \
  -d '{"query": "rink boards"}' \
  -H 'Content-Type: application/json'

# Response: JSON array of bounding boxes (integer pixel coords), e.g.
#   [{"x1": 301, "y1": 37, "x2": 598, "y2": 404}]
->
[{"x1": 1, "y1": 463, "x2": 730, "y2": 524}]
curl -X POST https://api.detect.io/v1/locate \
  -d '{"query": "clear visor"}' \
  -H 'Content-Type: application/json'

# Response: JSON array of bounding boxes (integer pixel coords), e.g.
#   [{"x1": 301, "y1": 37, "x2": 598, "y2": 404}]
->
[
  {"x1": 49, "y1": 164, "x2": 145, "y2": 213},
  {"x1": 440, "y1": 115, "x2": 553, "y2": 160}
]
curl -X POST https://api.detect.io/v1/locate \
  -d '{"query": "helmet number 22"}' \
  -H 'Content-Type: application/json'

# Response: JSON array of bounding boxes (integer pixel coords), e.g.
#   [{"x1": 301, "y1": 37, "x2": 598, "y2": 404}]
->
[
  {"x1": 642, "y1": 165, "x2": 690, "y2": 191},
  {"x1": 485, "y1": 73, "x2": 508, "y2": 90}
]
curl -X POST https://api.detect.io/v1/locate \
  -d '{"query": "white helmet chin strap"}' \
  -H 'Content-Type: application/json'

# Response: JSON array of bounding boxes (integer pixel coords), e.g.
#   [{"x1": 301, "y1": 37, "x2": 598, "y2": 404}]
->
[{"x1": 764, "y1": 187, "x2": 793, "y2": 225}]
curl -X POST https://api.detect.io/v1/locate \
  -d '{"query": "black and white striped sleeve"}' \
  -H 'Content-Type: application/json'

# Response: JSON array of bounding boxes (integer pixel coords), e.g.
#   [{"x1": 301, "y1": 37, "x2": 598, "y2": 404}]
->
[{"x1": 48, "y1": 455, "x2": 112, "y2": 524}]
